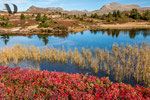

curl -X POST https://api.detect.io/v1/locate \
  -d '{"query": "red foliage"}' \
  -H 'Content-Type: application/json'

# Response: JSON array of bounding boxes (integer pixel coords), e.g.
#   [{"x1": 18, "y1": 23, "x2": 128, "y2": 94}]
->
[{"x1": 0, "y1": 66, "x2": 149, "y2": 99}]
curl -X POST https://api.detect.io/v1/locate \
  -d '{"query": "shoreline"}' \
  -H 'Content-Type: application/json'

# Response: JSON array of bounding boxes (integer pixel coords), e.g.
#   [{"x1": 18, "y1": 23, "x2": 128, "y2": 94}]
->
[{"x1": 0, "y1": 22, "x2": 150, "y2": 35}]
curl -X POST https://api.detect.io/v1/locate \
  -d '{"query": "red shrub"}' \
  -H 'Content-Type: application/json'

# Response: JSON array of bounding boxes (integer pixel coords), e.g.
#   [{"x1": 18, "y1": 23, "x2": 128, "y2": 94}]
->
[{"x1": 0, "y1": 66, "x2": 149, "y2": 99}]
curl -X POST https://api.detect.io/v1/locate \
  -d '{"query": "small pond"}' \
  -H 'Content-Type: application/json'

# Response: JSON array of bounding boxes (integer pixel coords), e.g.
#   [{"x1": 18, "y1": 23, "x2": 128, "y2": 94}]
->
[{"x1": 0, "y1": 29, "x2": 150, "y2": 87}]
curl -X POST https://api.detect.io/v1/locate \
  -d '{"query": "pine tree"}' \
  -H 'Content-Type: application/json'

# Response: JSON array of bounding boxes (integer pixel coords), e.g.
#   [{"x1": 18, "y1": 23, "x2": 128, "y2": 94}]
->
[
  {"x1": 36, "y1": 13, "x2": 41, "y2": 21},
  {"x1": 42, "y1": 14, "x2": 48, "y2": 23},
  {"x1": 117, "y1": 10, "x2": 121, "y2": 18},
  {"x1": 93, "y1": 13, "x2": 99, "y2": 18},
  {"x1": 113, "y1": 10, "x2": 117, "y2": 17},
  {"x1": 20, "y1": 14, "x2": 25, "y2": 20},
  {"x1": 143, "y1": 10, "x2": 150, "y2": 20},
  {"x1": 108, "y1": 12, "x2": 113, "y2": 18},
  {"x1": 83, "y1": 13, "x2": 87, "y2": 17},
  {"x1": 130, "y1": 9, "x2": 141, "y2": 19}
]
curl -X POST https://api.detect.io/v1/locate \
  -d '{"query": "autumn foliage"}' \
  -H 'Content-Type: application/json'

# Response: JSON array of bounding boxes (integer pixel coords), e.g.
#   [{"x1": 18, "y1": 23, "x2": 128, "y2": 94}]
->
[{"x1": 0, "y1": 66, "x2": 149, "y2": 99}]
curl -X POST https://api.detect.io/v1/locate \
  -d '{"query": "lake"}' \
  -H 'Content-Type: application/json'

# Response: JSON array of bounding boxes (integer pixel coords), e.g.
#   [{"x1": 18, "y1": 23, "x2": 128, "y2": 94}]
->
[
  {"x1": 0, "y1": 29, "x2": 150, "y2": 86},
  {"x1": 0, "y1": 29, "x2": 150, "y2": 50}
]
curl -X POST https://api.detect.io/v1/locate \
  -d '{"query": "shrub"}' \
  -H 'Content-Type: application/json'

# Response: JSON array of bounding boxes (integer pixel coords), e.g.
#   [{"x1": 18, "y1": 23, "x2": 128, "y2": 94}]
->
[
  {"x1": 0, "y1": 16, "x2": 9, "y2": 21},
  {"x1": 32, "y1": 14, "x2": 35, "y2": 17},
  {"x1": 39, "y1": 22, "x2": 50, "y2": 28},
  {"x1": 91, "y1": 13, "x2": 99, "y2": 18},
  {"x1": 0, "y1": 66, "x2": 149, "y2": 99},
  {"x1": 54, "y1": 25, "x2": 68, "y2": 31},
  {"x1": 79, "y1": 17, "x2": 83, "y2": 21},
  {"x1": 0, "y1": 21, "x2": 14, "y2": 27}
]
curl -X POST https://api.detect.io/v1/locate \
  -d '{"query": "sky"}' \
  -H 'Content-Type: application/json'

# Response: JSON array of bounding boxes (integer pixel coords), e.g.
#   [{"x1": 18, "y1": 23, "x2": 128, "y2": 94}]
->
[{"x1": 0, "y1": 0, "x2": 150, "y2": 11}]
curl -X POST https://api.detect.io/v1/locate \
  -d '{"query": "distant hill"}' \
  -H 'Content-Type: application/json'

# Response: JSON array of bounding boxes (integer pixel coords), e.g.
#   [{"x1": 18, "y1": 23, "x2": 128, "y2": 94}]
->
[{"x1": 26, "y1": 2, "x2": 150, "y2": 15}]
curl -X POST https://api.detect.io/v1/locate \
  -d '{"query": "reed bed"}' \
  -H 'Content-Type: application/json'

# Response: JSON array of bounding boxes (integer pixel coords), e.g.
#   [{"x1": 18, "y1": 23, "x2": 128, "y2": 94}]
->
[{"x1": 0, "y1": 44, "x2": 149, "y2": 87}]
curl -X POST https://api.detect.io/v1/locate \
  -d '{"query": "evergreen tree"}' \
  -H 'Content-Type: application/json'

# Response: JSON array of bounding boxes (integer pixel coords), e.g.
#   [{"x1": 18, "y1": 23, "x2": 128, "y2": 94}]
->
[
  {"x1": 143, "y1": 10, "x2": 150, "y2": 20},
  {"x1": 20, "y1": 14, "x2": 25, "y2": 20},
  {"x1": 113, "y1": 10, "x2": 117, "y2": 17},
  {"x1": 90, "y1": 14, "x2": 94, "y2": 18},
  {"x1": 92, "y1": 13, "x2": 99, "y2": 18},
  {"x1": 117, "y1": 10, "x2": 121, "y2": 18},
  {"x1": 74, "y1": 15, "x2": 76, "y2": 18},
  {"x1": 36, "y1": 13, "x2": 41, "y2": 21},
  {"x1": 108, "y1": 12, "x2": 113, "y2": 18},
  {"x1": 42, "y1": 14, "x2": 48, "y2": 23},
  {"x1": 83, "y1": 13, "x2": 87, "y2": 17},
  {"x1": 101, "y1": 14, "x2": 106, "y2": 20},
  {"x1": 130, "y1": 9, "x2": 141, "y2": 19},
  {"x1": 32, "y1": 14, "x2": 35, "y2": 17}
]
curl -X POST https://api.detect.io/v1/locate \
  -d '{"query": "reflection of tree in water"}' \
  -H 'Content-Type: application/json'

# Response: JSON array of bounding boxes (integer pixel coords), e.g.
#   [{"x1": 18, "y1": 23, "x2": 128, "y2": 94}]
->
[
  {"x1": 27, "y1": 36, "x2": 33, "y2": 39},
  {"x1": 81, "y1": 31, "x2": 84, "y2": 35},
  {"x1": 90, "y1": 30, "x2": 98, "y2": 34},
  {"x1": 101, "y1": 30, "x2": 120, "y2": 38},
  {"x1": 0, "y1": 35, "x2": 10, "y2": 45},
  {"x1": 129, "y1": 30, "x2": 137, "y2": 39},
  {"x1": 101, "y1": 29, "x2": 150, "y2": 39},
  {"x1": 143, "y1": 30, "x2": 150, "y2": 38},
  {"x1": 37, "y1": 33, "x2": 69, "y2": 45},
  {"x1": 37, "y1": 35, "x2": 49, "y2": 45}
]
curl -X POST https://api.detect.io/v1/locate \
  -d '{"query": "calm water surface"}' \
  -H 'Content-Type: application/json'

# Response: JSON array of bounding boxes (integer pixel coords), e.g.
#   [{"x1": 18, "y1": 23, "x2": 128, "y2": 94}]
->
[
  {"x1": 0, "y1": 29, "x2": 150, "y2": 86},
  {"x1": 0, "y1": 30, "x2": 150, "y2": 50}
]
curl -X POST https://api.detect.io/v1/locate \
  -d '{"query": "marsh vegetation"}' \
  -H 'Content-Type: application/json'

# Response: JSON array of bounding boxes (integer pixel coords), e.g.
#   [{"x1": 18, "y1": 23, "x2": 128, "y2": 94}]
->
[{"x1": 0, "y1": 44, "x2": 149, "y2": 87}]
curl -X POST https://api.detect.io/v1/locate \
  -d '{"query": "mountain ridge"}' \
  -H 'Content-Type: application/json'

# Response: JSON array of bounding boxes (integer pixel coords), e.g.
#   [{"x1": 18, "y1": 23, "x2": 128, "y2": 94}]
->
[{"x1": 26, "y1": 2, "x2": 150, "y2": 15}]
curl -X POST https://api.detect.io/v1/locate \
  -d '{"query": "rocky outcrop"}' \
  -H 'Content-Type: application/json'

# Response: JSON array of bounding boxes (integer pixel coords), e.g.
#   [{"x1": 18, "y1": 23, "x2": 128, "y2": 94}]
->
[
  {"x1": 27, "y1": 6, "x2": 63, "y2": 13},
  {"x1": 92, "y1": 2, "x2": 141, "y2": 15}
]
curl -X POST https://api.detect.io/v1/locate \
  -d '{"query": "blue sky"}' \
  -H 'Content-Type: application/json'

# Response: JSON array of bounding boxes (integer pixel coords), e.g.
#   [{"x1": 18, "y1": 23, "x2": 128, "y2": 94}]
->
[{"x1": 0, "y1": 0, "x2": 150, "y2": 11}]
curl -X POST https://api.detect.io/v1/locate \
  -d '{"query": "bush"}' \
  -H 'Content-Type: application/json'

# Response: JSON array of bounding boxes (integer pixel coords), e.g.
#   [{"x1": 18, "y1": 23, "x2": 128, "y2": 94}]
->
[
  {"x1": 91, "y1": 13, "x2": 99, "y2": 18},
  {"x1": 32, "y1": 14, "x2": 35, "y2": 17},
  {"x1": 79, "y1": 17, "x2": 83, "y2": 21},
  {"x1": 0, "y1": 21, "x2": 14, "y2": 27},
  {"x1": 54, "y1": 25, "x2": 68, "y2": 31},
  {"x1": 39, "y1": 22, "x2": 50, "y2": 28},
  {"x1": 0, "y1": 66, "x2": 149, "y2": 99},
  {"x1": 0, "y1": 16, "x2": 9, "y2": 21}
]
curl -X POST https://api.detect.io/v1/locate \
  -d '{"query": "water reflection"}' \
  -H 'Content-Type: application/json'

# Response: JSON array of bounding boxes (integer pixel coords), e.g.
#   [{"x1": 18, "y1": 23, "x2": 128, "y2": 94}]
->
[
  {"x1": 0, "y1": 29, "x2": 150, "y2": 50},
  {"x1": 90, "y1": 29, "x2": 150, "y2": 38},
  {"x1": 0, "y1": 35, "x2": 10, "y2": 45}
]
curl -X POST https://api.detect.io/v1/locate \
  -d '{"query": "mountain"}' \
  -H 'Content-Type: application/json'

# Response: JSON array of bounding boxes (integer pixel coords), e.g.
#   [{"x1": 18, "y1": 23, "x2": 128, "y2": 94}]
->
[
  {"x1": 92, "y1": 2, "x2": 140, "y2": 15},
  {"x1": 92, "y1": 2, "x2": 150, "y2": 15},
  {"x1": 26, "y1": 2, "x2": 150, "y2": 15},
  {"x1": 27, "y1": 6, "x2": 63, "y2": 13}
]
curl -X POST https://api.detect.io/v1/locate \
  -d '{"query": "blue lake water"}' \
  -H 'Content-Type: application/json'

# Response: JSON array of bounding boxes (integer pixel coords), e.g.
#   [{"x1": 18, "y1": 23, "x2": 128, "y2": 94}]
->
[
  {"x1": 0, "y1": 30, "x2": 150, "y2": 50},
  {"x1": 0, "y1": 29, "x2": 150, "y2": 86}
]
